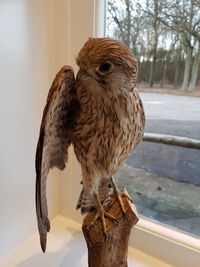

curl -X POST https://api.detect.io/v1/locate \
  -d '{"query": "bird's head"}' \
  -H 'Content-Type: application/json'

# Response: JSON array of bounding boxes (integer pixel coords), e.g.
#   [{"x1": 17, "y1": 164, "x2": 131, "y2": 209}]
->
[{"x1": 76, "y1": 38, "x2": 138, "y2": 92}]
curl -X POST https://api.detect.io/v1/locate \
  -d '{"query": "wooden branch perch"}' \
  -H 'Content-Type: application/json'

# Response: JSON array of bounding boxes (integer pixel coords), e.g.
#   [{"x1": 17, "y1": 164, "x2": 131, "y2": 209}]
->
[
  {"x1": 143, "y1": 133, "x2": 200, "y2": 150},
  {"x1": 82, "y1": 191, "x2": 139, "y2": 267}
]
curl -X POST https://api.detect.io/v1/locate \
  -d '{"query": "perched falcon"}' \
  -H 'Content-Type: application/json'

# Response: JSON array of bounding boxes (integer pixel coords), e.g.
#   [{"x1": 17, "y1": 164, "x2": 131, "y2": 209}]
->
[{"x1": 35, "y1": 38, "x2": 145, "y2": 252}]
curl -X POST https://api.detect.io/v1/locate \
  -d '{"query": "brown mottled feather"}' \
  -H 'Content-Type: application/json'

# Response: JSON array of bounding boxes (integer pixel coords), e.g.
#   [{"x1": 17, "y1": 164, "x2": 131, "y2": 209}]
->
[
  {"x1": 35, "y1": 65, "x2": 77, "y2": 252},
  {"x1": 35, "y1": 38, "x2": 145, "y2": 252}
]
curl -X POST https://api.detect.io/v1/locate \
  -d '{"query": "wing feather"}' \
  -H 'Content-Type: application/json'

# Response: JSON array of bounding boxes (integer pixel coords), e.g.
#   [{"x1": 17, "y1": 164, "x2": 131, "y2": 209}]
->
[{"x1": 35, "y1": 66, "x2": 77, "y2": 252}]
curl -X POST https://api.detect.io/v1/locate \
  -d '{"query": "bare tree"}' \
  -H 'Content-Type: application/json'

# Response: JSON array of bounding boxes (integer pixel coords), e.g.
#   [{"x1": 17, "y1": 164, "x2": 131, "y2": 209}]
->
[
  {"x1": 145, "y1": 0, "x2": 161, "y2": 87},
  {"x1": 107, "y1": 0, "x2": 145, "y2": 53},
  {"x1": 189, "y1": 42, "x2": 200, "y2": 91},
  {"x1": 156, "y1": 0, "x2": 200, "y2": 91},
  {"x1": 107, "y1": 0, "x2": 200, "y2": 91}
]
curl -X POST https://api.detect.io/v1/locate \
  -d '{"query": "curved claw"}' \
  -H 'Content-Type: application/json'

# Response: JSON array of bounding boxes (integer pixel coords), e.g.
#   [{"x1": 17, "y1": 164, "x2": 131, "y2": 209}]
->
[
  {"x1": 111, "y1": 178, "x2": 132, "y2": 214},
  {"x1": 121, "y1": 190, "x2": 133, "y2": 203},
  {"x1": 92, "y1": 194, "x2": 118, "y2": 234}
]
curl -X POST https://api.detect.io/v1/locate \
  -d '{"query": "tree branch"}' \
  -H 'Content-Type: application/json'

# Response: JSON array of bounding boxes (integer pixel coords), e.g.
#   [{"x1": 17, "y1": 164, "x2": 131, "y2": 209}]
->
[{"x1": 82, "y1": 190, "x2": 139, "y2": 267}]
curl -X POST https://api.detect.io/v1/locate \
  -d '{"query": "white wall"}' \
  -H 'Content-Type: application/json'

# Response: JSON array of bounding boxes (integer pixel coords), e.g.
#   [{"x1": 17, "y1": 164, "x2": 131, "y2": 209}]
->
[{"x1": 0, "y1": 0, "x2": 60, "y2": 260}]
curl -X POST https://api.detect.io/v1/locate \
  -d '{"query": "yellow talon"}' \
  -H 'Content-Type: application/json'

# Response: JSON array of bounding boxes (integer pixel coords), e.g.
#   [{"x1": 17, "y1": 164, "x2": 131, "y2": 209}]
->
[
  {"x1": 92, "y1": 194, "x2": 118, "y2": 234},
  {"x1": 91, "y1": 178, "x2": 132, "y2": 234},
  {"x1": 121, "y1": 190, "x2": 132, "y2": 202},
  {"x1": 111, "y1": 177, "x2": 132, "y2": 214}
]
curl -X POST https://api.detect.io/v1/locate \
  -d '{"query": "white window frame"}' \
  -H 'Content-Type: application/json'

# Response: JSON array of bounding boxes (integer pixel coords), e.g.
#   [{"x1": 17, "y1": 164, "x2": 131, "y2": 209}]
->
[{"x1": 61, "y1": 0, "x2": 200, "y2": 266}]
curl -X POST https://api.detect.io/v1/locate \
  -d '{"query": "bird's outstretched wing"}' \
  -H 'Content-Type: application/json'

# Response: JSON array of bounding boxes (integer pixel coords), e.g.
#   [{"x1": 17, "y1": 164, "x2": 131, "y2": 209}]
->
[{"x1": 35, "y1": 65, "x2": 77, "y2": 252}]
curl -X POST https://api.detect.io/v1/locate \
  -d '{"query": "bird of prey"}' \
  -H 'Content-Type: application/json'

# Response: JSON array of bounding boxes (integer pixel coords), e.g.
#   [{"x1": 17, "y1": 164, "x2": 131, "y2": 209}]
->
[{"x1": 35, "y1": 38, "x2": 145, "y2": 252}]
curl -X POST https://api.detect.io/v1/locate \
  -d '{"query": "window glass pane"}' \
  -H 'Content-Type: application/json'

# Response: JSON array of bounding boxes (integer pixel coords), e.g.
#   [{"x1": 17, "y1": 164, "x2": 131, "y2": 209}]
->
[{"x1": 106, "y1": 0, "x2": 200, "y2": 237}]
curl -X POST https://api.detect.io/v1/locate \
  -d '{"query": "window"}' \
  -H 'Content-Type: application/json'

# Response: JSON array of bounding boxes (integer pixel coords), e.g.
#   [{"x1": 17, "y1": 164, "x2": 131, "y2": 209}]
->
[{"x1": 106, "y1": 0, "x2": 200, "y2": 238}]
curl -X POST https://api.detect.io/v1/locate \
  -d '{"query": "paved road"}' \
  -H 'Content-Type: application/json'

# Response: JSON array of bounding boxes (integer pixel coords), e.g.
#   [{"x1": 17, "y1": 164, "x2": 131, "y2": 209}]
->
[
  {"x1": 141, "y1": 93, "x2": 200, "y2": 123},
  {"x1": 126, "y1": 93, "x2": 200, "y2": 185}
]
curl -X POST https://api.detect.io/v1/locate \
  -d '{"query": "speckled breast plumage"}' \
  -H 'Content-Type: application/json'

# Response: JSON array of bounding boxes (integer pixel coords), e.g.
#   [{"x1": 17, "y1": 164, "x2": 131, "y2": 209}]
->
[{"x1": 72, "y1": 82, "x2": 145, "y2": 191}]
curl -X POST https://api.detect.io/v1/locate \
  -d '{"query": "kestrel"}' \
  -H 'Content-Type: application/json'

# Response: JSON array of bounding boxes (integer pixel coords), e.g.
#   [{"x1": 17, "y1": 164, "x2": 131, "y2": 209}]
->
[{"x1": 35, "y1": 38, "x2": 145, "y2": 252}]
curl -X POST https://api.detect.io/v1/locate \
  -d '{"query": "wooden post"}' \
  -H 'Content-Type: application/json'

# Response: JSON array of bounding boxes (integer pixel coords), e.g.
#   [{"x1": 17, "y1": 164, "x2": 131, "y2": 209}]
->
[{"x1": 82, "y1": 190, "x2": 139, "y2": 267}]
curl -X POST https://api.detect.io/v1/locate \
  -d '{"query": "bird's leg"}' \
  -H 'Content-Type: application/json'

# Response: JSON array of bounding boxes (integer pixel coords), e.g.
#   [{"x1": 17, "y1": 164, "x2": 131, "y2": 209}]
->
[
  {"x1": 91, "y1": 193, "x2": 117, "y2": 234},
  {"x1": 111, "y1": 177, "x2": 132, "y2": 214}
]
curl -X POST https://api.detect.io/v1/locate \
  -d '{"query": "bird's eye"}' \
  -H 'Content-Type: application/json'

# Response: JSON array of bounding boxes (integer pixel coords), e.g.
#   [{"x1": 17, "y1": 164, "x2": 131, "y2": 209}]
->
[
  {"x1": 96, "y1": 62, "x2": 113, "y2": 75},
  {"x1": 99, "y1": 63, "x2": 112, "y2": 73}
]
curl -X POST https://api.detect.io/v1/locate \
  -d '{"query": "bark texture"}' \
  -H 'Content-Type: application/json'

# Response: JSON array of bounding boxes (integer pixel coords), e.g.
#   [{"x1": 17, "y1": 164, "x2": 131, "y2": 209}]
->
[
  {"x1": 188, "y1": 43, "x2": 200, "y2": 92},
  {"x1": 82, "y1": 191, "x2": 139, "y2": 267},
  {"x1": 182, "y1": 46, "x2": 192, "y2": 91},
  {"x1": 143, "y1": 133, "x2": 200, "y2": 150}
]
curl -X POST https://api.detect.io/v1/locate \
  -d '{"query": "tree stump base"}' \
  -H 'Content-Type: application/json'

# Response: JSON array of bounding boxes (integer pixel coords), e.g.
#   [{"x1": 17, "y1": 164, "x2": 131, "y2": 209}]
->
[{"x1": 82, "y1": 190, "x2": 139, "y2": 267}]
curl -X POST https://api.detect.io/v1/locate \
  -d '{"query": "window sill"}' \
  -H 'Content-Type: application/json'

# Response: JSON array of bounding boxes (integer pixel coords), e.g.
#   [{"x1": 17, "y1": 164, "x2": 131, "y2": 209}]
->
[
  {"x1": 131, "y1": 217, "x2": 200, "y2": 266},
  {"x1": 0, "y1": 215, "x2": 170, "y2": 267}
]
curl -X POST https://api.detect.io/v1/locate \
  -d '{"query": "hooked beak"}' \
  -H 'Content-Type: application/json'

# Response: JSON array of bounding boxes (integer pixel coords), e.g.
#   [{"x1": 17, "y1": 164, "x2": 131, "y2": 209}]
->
[{"x1": 76, "y1": 69, "x2": 89, "y2": 82}]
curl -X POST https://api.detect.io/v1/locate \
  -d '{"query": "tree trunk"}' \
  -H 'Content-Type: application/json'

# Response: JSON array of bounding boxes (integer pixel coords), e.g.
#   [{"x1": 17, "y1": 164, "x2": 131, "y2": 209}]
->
[
  {"x1": 173, "y1": 62, "x2": 179, "y2": 89},
  {"x1": 125, "y1": 0, "x2": 131, "y2": 48},
  {"x1": 149, "y1": 38, "x2": 158, "y2": 88},
  {"x1": 173, "y1": 49, "x2": 181, "y2": 89},
  {"x1": 188, "y1": 43, "x2": 200, "y2": 92},
  {"x1": 182, "y1": 46, "x2": 193, "y2": 91},
  {"x1": 160, "y1": 60, "x2": 167, "y2": 88},
  {"x1": 148, "y1": 0, "x2": 159, "y2": 88},
  {"x1": 82, "y1": 190, "x2": 139, "y2": 267}
]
